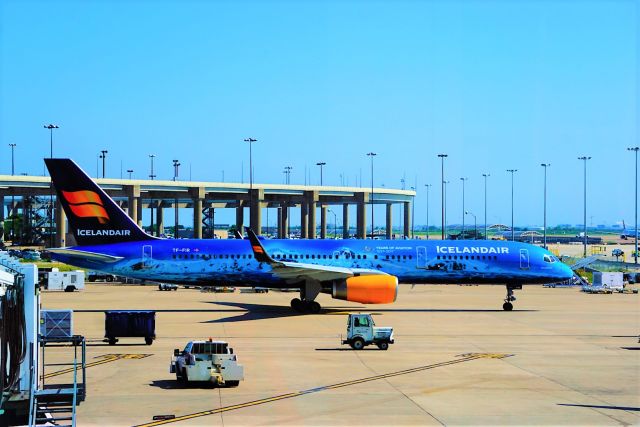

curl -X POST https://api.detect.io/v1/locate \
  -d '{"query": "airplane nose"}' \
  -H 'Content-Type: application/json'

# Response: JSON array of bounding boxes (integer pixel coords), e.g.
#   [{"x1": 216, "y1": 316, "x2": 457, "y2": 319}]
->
[{"x1": 559, "y1": 263, "x2": 574, "y2": 280}]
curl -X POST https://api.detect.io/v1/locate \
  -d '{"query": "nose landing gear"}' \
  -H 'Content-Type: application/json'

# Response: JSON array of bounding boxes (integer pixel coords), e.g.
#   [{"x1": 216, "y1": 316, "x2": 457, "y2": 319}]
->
[{"x1": 503, "y1": 284, "x2": 521, "y2": 311}]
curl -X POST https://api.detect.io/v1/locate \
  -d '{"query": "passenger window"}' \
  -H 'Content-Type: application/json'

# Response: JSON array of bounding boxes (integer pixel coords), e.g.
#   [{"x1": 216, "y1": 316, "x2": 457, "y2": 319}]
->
[
  {"x1": 357, "y1": 255, "x2": 361, "y2": 259},
  {"x1": 374, "y1": 255, "x2": 378, "y2": 259}
]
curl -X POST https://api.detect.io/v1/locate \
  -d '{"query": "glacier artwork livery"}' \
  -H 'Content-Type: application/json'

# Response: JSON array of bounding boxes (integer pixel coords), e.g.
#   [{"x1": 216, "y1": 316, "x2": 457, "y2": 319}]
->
[{"x1": 45, "y1": 159, "x2": 573, "y2": 313}]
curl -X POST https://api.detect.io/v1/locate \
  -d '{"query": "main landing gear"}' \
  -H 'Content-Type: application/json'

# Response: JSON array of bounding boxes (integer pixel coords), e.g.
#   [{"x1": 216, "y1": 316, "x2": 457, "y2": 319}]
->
[
  {"x1": 291, "y1": 281, "x2": 323, "y2": 314},
  {"x1": 503, "y1": 284, "x2": 521, "y2": 311},
  {"x1": 291, "y1": 298, "x2": 321, "y2": 314}
]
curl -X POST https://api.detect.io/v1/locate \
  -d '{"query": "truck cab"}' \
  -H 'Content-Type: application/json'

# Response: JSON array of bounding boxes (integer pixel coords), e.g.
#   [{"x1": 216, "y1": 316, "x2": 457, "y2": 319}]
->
[
  {"x1": 170, "y1": 339, "x2": 244, "y2": 386},
  {"x1": 342, "y1": 313, "x2": 394, "y2": 350}
]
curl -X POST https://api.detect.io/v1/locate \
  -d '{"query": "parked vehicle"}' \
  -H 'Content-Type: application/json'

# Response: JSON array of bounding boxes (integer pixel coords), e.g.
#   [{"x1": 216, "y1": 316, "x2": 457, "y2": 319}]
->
[
  {"x1": 342, "y1": 313, "x2": 394, "y2": 350},
  {"x1": 87, "y1": 271, "x2": 118, "y2": 282},
  {"x1": 170, "y1": 339, "x2": 243, "y2": 387},
  {"x1": 158, "y1": 283, "x2": 178, "y2": 291},
  {"x1": 46, "y1": 270, "x2": 85, "y2": 292}
]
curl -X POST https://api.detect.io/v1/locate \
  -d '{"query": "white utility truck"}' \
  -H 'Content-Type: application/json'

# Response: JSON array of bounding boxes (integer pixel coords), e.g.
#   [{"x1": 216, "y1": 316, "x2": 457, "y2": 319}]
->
[
  {"x1": 46, "y1": 269, "x2": 85, "y2": 292},
  {"x1": 342, "y1": 313, "x2": 394, "y2": 350},
  {"x1": 170, "y1": 339, "x2": 243, "y2": 386}
]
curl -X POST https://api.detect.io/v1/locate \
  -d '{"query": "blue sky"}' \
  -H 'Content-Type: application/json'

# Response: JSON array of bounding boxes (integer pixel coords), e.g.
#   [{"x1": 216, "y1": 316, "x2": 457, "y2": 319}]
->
[{"x1": 1, "y1": 0, "x2": 637, "y2": 229}]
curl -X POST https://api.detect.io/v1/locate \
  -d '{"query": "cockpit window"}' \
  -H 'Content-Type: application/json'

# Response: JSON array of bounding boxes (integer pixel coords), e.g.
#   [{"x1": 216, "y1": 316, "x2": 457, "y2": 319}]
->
[{"x1": 543, "y1": 255, "x2": 556, "y2": 263}]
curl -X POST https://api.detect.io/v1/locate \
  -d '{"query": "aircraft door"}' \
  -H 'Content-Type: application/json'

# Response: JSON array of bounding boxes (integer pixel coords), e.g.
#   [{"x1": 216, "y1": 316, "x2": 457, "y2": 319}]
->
[
  {"x1": 416, "y1": 246, "x2": 428, "y2": 269},
  {"x1": 519, "y1": 249, "x2": 529, "y2": 269},
  {"x1": 142, "y1": 245, "x2": 153, "y2": 268}
]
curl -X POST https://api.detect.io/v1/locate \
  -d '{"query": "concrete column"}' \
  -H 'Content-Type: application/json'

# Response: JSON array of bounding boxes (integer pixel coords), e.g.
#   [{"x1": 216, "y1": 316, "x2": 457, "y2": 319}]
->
[
  {"x1": 300, "y1": 202, "x2": 308, "y2": 238},
  {"x1": 282, "y1": 203, "x2": 289, "y2": 238},
  {"x1": 305, "y1": 191, "x2": 318, "y2": 239},
  {"x1": 386, "y1": 203, "x2": 393, "y2": 239},
  {"x1": 356, "y1": 192, "x2": 369, "y2": 239},
  {"x1": 156, "y1": 204, "x2": 164, "y2": 236},
  {"x1": 277, "y1": 207, "x2": 283, "y2": 238},
  {"x1": 126, "y1": 185, "x2": 141, "y2": 226},
  {"x1": 235, "y1": 205, "x2": 244, "y2": 233},
  {"x1": 320, "y1": 206, "x2": 327, "y2": 239},
  {"x1": 250, "y1": 189, "x2": 264, "y2": 234},
  {"x1": 403, "y1": 201, "x2": 411, "y2": 238},
  {"x1": 343, "y1": 204, "x2": 350, "y2": 239},
  {"x1": 190, "y1": 187, "x2": 205, "y2": 239},
  {"x1": 56, "y1": 199, "x2": 66, "y2": 247},
  {"x1": 0, "y1": 196, "x2": 4, "y2": 242}
]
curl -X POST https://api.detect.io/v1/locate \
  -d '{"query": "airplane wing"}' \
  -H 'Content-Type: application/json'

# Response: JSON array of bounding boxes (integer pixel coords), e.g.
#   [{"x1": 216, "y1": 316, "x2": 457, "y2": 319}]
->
[
  {"x1": 244, "y1": 228, "x2": 388, "y2": 283},
  {"x1": 48, "y1": 248, "x2": 124, "y2": 263}
]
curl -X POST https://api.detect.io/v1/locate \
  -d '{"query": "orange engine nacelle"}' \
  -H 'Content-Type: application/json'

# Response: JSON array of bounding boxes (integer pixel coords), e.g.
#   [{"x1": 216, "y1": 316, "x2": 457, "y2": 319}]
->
[{"x1": 332, "y1": 275, "x2": 398, "y2": 304}]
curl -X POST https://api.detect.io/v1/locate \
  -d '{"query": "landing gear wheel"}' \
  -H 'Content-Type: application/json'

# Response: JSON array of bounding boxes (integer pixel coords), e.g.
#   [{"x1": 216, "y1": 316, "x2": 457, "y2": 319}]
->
[
  {"x1": 145, "y1": 337, "x2": 153, "y2": 345},
  {"x1": 351, "y1": 337, "x2": 365, "y2": 350},
  {"x1": 502, "y1": 302, "x2": 513, "y2": 311},
  {"x1": 225, "y1": 380, "x2": 240, "y2": 387},
  {"x1": 377, "y1": 342, "x2": 389, "y2": 350},
  {"x1": 291, "y1": 298, "x2": 303, "y2": 312},
  {"x1": 309, "y1": 301, "x2": 321, "y2": 314}
]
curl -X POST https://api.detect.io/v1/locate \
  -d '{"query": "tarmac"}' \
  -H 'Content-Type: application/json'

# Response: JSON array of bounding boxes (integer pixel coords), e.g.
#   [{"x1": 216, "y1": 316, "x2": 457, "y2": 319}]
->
[{"x1": 40, "y1": 283, "x2": 639, "y2": 426}]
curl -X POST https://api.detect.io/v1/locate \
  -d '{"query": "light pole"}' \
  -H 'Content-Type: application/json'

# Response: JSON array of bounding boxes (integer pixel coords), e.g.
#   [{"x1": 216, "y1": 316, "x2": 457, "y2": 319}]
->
[
  {"x1": 244, "y1": 138, "x2": 257, "y2": 230},
  {"x1": 43, "y1": 124, "x2": 59, "y2": 158},
  {"x1": 424, "y1": 184, "x2": 431, "y2": 239},
  {"x1": 149, "y1": 154, "x2": 156, "y2": 236},
  {"x1": 438, "y1": 154, "x2": 448, "y2": 239},
  {"x1": 465, "y1": 211, "x2": 477, "y2": 239},
  {"x1": 9, "y1": 143, "x2": 16, "y2": 175},
  {"x1": 43, "y1": 124, "x2": 59, "y2": 247},
  {"x1": 443, "y1": 180, "x2": 450, "y2": 237},
  {"x1": 328, "y1": 209, "x2": 337, "y2": 238},
  {"x1": 100, "y1": 150, "x2": 108, "y2": 178},
  {"x1": 578, "y1": 156, "x2": 591, "y2": 257},
  {"x1": 410, "y1": 186, "x2": 415, "y2": 238},
  {"x1": 367, "y1": 152, "x2": 377, "y2": 239},
  {"x1": 506, "y1": 169, "x2": 518, "y2": 241},
  {"x1": 628, "y1": 147, "x2": 639, "y2": 263},
  {"x1": 541, "y1": 163, "x2": 551, "y2": 249},
  {"x1": 127, "y1": 169, "x2": 133, "y2": 179},
  {"x1": 316, "y1": 162, "x2": 326, "y2": 185},
  {"x1": 173, "y1": 160, "x2": 180, "y2": 239},
  {"x1": 460, "y1": 177, "x2": 468, "y2": 237},
  {"x1": 8, "y1": 143, "x2": 16, "y2": 241},
  {"x1": 284, "y1": 166, "x2": 292, "y2": 184},
  {"x1": 482, "y1": 173, "x2": 489, "y2": 239}
]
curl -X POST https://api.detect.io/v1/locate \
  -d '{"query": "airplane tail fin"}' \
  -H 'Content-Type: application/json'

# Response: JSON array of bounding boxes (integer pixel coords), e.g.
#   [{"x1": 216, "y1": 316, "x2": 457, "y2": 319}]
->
[{"x1": 45, "y1": 158, "x2": 156, "y2": 246}]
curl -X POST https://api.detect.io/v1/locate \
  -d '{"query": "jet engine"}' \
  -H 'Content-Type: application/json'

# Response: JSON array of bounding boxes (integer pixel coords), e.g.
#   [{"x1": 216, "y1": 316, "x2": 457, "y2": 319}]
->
[{"x1": 330, "y1": 275, "x2": 398, "y2": 304}]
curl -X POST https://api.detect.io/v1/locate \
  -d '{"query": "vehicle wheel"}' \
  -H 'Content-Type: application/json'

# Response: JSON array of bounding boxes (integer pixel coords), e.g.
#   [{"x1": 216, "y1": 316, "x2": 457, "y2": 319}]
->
[
  {"x1": 108, "y1": 337, "x2": 116, "y2": 345},
  {"x1": 225, "y1": 380, "x2": 239, "y2": 387},
  {"x1": 352, "y1": 337, "x2": 365, "y2": 350},
  {"x1": 106, "y1": 276, "x2": 113, "y2": 282},
  {"x1": 64, "y1": 286, "x2": 75, "y2": 292},
  {"x1": 158, "y1": 285, "x2": 163, "y2": 291},
  {"x1": 309, "y1": 301, "x2": 321, "y2": 314},
  {"x1": 291, "y1": 298, "x2": 303, "y2": 312},
  {"x1": 89, "y1": 277, "x2": 96, "y2": 282},
  {"x1": 377, "y1": 342, "x2": 389, "y2": 350},
  {"x1": 145, "y1": 337, "x2": 153, "y2": 345},
  {"x1": 502, "y1": 302, "x2": 513, "y2": 311}
]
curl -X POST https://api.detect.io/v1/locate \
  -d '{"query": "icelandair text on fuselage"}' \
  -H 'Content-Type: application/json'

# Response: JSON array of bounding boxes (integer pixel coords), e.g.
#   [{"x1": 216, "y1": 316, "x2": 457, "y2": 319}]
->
[
  {"x1": 77, "y1": 229, "x2": 131, "y2": 236},
  {"x1": 436, "y1": 246, "x2": 509, "y2": 254}
]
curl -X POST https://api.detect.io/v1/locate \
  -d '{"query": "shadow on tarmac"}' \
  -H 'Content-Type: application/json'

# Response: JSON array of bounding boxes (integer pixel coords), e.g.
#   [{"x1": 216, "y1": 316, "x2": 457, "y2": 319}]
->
[
  {"x1": 315, "y1": 348, "x2": 383, "y2": 351},
  {"x1": 557, "y1": 403, "x2": 639, "y2": 412},
  {"x1": 199, "y1": 301, "x2": 537, "y2": 323},
  {"x1": 149, "y1": 380, "x2": 219, "y2": 389}
]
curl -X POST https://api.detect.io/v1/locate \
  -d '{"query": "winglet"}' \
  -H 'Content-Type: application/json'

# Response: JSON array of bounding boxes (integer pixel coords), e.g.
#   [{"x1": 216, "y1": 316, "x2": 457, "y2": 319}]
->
[{"x1": 245, "y1": 227, "x2": 275, "y2": 264}]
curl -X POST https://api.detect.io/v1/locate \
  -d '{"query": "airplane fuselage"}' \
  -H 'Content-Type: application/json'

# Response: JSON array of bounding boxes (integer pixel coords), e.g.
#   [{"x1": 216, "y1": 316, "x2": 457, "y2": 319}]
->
[{"x1": 52, "y1": 238, "x2": 572, "y2": 287}]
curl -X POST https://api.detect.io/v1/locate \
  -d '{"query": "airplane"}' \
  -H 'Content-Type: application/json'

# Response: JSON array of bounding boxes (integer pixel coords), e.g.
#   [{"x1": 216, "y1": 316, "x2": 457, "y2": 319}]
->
[{"x1": 44, "y1": 158, "x2": 574, "y2": 313}]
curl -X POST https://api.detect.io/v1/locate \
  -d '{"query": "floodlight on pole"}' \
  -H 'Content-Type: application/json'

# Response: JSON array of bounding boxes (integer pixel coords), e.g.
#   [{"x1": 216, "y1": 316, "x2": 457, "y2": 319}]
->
[
  {"x1": 316, "y1": 162, "x2": 326, "y2": 186},
  {"x1": 577, "y1": 156, "x2": 591, "y2": 258},
  {"x1": 100, "y1": 150, "x2": 108, "y2": 178},
  {"x1": 460, "y1": 177, "x2": 468, "y2": 236},
  {"x1": 540, "y1": 164, "x2": 551, "y2": 248},
  {"x1": 367, "y1": 152, "x2": 377, "y2": 239},
  {"x1": 482, "y1": 173, "x2": 489, "y2": 239},
  {"x1": 628, "y1": 147, "x2": 639, "y2": 264},
  {"x1": 438, "y1": 154, "x2": 448, "y2": 239},
  {"x1": 43, "y1": 124, "x2": 59, "y2": 158},
  {"x1": 506, "y1": 169, "x2": 518, "y2": 241}
]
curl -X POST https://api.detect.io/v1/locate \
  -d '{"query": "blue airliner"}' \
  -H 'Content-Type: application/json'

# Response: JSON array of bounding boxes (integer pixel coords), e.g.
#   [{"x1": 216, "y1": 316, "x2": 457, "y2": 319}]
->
[{"x1": 45, "y1": 159, "x2": 573, "y2": 312}]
